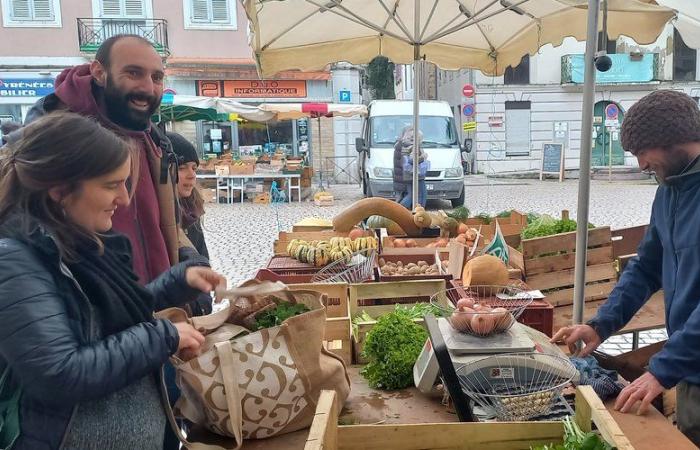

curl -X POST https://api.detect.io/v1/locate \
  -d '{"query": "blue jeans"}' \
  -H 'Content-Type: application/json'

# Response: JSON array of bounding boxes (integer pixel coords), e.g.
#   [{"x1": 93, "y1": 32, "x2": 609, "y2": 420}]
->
[{"x1": 400, "y1": 180, "x2": 427, "y2": 208}]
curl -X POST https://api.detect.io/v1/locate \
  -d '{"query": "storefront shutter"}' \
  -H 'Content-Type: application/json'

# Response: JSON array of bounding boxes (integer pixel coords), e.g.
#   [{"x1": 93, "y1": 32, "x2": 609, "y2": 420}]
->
[
  {"x1": 124, "y1": 0, "x2": 145, "y2": 17},
  {"x1": 191, "y1": 0, "x2": 210, "y2": 21},
  {"x1": 32, "y1": 0, "x2": 53, "y2": 19},
  {"x1": 211, "y1": 0, "x2": 229, "y2": 22},
  {"x1": 101, "y1": 0, "x2": 123, "y2": 17},
  {"x1": 10, "y1": 0, "x2": 31, "y2": 19}
]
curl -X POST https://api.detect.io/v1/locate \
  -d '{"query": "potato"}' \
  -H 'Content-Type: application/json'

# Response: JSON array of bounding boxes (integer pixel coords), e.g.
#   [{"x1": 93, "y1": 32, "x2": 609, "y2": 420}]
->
[
  {"x1": 408, "y1": 266, "x2": 421, "y2": 275},
  {"x1": 378, "y1": 258, "x2": 386, "y2": 266}
]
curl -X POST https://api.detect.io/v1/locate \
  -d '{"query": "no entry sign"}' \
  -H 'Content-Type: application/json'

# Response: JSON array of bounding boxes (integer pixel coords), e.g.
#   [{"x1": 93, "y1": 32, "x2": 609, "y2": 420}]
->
[{"x1": 462, "y1": 84, "x2": 475, "y2": 98}]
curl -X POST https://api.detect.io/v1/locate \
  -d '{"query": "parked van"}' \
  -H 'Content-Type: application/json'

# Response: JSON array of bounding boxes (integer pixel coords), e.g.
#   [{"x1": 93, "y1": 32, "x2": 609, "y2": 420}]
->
[{"x1": 356, "y1": 100, "x2": 467, "y2": 207}]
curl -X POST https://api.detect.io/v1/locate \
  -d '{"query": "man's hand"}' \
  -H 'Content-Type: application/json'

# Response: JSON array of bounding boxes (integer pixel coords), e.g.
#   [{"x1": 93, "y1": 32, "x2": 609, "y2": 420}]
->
[
  {"x1": 185, "y1": 267, "x2": 226, "y2": 296},
  {"x1": 550, "y1": 324, "x2": 602, "y2": 357},
  {"x1": 614, "y1": 372, "x2": 665, "y2": 415},
  {"x1": 173, "y1": 322, "x2": 205, "y2": 361}
]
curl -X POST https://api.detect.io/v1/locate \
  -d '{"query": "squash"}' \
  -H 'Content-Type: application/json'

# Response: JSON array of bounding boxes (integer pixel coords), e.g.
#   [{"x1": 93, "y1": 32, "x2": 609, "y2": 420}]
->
[
  {"x1": 462, "y1": 254, "x2": 509, "y2": 287},
  {"x1": 333, "y1": 198, "x2": 422, "y2": 236},
  {"x1": 413, "y1": 209, "x2": 432, "y2": 228}
]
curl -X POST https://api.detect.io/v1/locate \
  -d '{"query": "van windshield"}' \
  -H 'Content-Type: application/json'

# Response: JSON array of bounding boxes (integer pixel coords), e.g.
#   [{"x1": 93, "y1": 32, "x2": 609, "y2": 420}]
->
[{"x1": 370, "y1": 115, "x2": 458, "y2": 148}]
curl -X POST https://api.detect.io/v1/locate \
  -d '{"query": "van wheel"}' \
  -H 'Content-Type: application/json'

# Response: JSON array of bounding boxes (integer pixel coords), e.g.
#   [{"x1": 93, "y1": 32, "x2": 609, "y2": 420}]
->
[{"x1": 451, "y1": 186, "x2": 465, "y2": 208}]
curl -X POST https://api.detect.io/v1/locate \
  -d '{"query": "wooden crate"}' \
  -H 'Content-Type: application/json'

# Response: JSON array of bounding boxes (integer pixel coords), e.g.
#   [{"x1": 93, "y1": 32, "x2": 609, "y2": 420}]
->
[
  {"x1": 273, "y1": 230, "x2": 375, "y2": 255},
  {"x1": 381, "y1": 236, "x2": 450, "y2": 256},
  {"x1": 287, "y1": 282, "x2": 349, "y2": 318},
  {"x1": 349, "y1": 279, "x2": 446, "y2": 364},
  {"x1": 508, "y1": 227, "x2": 617, "y2": 307},
  {"x1": 253, "y1": 192, "x2": 271, "y2": 204},
  {"x1": 304, "y1": 386, "x2": 633, "y2": 450},
  {"x1": 376, "y1": 252, "x2": 450, "y2": 282},
  {"x1": 323, "y1": 316, "x2": 352, "y2": 366},
  {"x1": 465, "y1": 210, "x2": 528, "y2": 241}
]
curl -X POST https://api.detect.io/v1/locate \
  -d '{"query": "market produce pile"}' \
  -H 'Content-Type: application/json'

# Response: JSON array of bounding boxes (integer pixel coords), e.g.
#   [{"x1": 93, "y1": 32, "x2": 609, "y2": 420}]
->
[
  {"x1": 286, "y1": 236, "x2": 379, "y2": 266},
  {"x1": 530, "y1": 416, "x2": 613, "y2": 450}
]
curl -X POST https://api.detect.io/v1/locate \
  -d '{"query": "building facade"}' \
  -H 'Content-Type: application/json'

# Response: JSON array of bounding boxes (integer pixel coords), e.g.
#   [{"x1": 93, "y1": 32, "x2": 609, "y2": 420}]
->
[
  {"x1": 429, "y1": 24, "x2": 700, "y2": 174},
  {"x1": 0, "y1": 0, "x2": 363, "y2": 183}
]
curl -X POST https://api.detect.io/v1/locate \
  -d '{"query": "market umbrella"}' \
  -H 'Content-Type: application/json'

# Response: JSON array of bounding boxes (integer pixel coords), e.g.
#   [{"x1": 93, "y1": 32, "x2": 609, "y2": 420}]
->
[
  {"x1": 258, "y1": 102, "x2": 368, "y2": 187},
  {"x1": 647, "y1": 0, "x2": 700, "y2": 48},
  {"x1": 242, "y1": 0, "x2": 675, "y2": 325},
  {"x1": 160, "y1": 94, "x2": 276, "y2": 122}
]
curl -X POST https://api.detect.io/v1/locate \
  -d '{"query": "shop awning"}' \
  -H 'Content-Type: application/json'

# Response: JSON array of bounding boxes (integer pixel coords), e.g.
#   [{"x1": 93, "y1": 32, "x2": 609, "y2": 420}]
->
[
  {"x1": 258, "y1": 103, "x2": 368, "y2": 120},
  {"x1": 159, "y1": 94, "x2": 276, "y2": 122}
]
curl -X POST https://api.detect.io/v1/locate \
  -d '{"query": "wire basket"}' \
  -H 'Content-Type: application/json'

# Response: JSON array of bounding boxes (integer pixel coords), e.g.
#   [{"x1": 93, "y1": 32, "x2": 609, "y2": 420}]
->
[
  {"x1": 311, "y1": 248, "x2": 377, "y2": 284},
  {"x1": 456, "y1": 352, "x2": 577, "y2": 421},
  {"x1": 430, "y1": 286, "x2": 533, "y2": 337}
]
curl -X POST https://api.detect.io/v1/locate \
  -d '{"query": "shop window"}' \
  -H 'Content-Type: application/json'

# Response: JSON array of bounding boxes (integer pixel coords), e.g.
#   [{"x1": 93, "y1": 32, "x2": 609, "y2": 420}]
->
[
  {"x1": 505, "y1": 101, "x2": 531, "y2": 156},
  {"x1": 238, "y1": 120, "x2": 295, "y2": 155},
  {"x1": 504, "y1": 55, "x2": 530, "y2": 85},
  {"x1": 2, "y1": 0, "x2": 61, "y2": 27},
  {"x1": 184, "y1": 0, "x2": 237, "y2": 30},
  {"x1": 673, "y1": 28, "x2": 697, "y2": 82}
]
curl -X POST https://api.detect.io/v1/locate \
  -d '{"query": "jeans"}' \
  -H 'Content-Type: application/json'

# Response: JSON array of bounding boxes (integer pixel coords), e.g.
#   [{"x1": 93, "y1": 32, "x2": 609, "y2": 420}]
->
[
  {"x1": 399, "y1": 179, "x2": 427, "y2": 209},
  {"x1": 162, "y1": 362, "x2": 181, "y2": 450}
]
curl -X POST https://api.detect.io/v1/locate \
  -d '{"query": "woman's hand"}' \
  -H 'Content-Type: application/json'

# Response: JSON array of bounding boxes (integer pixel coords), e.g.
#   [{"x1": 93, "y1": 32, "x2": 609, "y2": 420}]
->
[
  {"x1": 173, "y1": 322, "x2": 205, "y2": 360},
  {"x1": 185, "y1": 266, "x2": 226, "y2": 295}
]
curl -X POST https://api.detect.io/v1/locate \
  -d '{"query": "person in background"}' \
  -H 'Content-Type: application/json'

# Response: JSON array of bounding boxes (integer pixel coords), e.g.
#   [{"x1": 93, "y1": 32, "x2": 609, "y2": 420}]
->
[
  {"x1": 168, "y1": 132, "x2": 209, "y2": 259},
  {"x1": 0, "y1": 112, "x2": 225, "y2": 450},
  {"x1": 0, "y1": 121, "x2": 21, "y2": 146},
  {"x1": 5, "y1": 34, "x2": 186, "y2": 284},
  {"x1": 393, "y1": 126, "x2": 430, "y2": 209},
  {"x1": 550, "y1": 90, "x2": 700, "y2": 446}
]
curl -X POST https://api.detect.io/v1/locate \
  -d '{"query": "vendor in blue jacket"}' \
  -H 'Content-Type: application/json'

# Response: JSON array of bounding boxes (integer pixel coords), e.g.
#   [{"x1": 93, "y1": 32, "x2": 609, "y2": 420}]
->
[{"x1": 552, "y1": 90, "x2": 700, "y2": 446}]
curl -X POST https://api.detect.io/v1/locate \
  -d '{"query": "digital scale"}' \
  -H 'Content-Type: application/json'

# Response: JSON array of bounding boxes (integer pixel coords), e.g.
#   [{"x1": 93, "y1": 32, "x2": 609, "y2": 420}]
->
[{"x1": 414, "y1": 316, "x2": 574, "y2": 422}]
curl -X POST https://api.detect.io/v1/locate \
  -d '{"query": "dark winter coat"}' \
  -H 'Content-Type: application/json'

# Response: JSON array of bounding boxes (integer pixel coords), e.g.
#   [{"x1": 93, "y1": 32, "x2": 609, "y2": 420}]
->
[{"x1": 0, "y1": 222, "x2": 204, "y2": 449}]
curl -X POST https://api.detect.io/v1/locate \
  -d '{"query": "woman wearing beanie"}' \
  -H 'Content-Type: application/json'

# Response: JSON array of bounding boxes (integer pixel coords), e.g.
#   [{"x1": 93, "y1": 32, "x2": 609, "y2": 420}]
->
[{"x1": 167, "y1": 132, "x2": 209, "y2": 259}]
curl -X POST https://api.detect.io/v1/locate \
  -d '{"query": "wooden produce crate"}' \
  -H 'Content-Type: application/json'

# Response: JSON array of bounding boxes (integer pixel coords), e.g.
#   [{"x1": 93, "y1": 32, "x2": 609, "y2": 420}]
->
[
  {"x1": 273, "y1": 230, "x2": 375, "y2": 256},
  {"x1": 381, "y1": 236, "x2": 450, "y2": 256},
  {"x1": 376, "y1": 252, "x2": 451, "y2": 282},
  {"x1": 304, "y1": 386, "x2": 633, "y2": 450},
  {"x1": 349, "y1": 279, "x2": 447, "y2": 364},
  {"x1": 254, "y1": 268, "x2": 314, "y2": 284},
  {"x1": 253, "y1": 192, "x2": 271, "y2": 204},
  {"x1": 465, "y1": 210, "x2": 528, "y2": 243},
  {"x1": 508, "y1": 227, "x2": 617, "y2": 307},
  {"x1": 266, "y1": 255, "x2": 318, "y2": 273}
]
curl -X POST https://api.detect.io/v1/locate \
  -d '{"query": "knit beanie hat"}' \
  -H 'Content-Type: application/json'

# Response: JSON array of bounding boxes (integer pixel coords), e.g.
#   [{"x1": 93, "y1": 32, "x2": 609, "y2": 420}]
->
[
  {"x1": 166, "y1": 132, "x2": 199, "y2": 166},
  {"x1": 621, "y1": 90, "x2": 700, "y2": 154}
]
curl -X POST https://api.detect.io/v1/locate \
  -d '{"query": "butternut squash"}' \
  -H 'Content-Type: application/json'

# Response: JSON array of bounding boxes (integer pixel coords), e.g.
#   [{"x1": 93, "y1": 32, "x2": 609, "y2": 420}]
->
[
  {"x1": 333, "y1": 198, "x2": 422, "y2": 236},
  {"x1": 462, "y1": 255, "x2": 509, "y2": 286}
]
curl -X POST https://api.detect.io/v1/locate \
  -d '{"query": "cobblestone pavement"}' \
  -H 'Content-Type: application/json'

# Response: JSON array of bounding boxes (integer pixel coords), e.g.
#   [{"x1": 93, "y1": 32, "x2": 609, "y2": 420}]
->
[{"x1": 203, "y1": 177, "x2": 664, "y2": 355}]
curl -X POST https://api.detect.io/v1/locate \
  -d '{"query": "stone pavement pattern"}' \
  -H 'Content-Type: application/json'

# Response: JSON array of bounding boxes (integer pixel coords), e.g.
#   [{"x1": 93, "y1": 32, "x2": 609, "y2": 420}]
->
[{"x1": 203, "y1": 178, "x2": 666, "y2": 355}]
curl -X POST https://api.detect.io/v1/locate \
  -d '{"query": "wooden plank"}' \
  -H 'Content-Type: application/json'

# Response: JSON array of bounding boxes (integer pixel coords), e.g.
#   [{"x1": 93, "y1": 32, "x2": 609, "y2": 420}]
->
[
  {"x1": 526, "y1": 262, "x2": 617, "y2": 291},
  {"x1": 576, "y1": 386, "x2": 634, "y2": 449},
  {"x1": 612, "y1": 225, "x2": 648, "y2": 258},
  {"x1": 508, "y1": 246, "x2": 525, "y2": 273},
  {"x1": 544, "y1": 280, "x2": 617, "y2": 307},
  {"x1": 348, "y1": 280, "x2": 446, "y2": 317},
  {"x1": 522, "y1": 227, "x2": 612, "y2": 258},
  {"x1": 289, "y1": 283, "x2": 349, "y2": 318},
  {"x1": 553, "y1": 291, "x2": 665, "y2": 334},
  {"x1": 305, "y1": 390, "x2": 338, "y2": 450},
  {"x1": 335, "y1": 422, "x2": 564, "y2": 450},
  {"x1": 524, "y1": 246, "x2": 614, "y2": 276},
  {"x1": 324, "y1": 316, "x2": 352, "y2": 365}
]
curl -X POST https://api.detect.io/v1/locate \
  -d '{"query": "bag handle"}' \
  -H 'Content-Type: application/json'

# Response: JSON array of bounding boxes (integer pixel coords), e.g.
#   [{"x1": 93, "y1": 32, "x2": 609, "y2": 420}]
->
[{"x1": 161, "y1": 341, "x2": 244, "y2": 450}]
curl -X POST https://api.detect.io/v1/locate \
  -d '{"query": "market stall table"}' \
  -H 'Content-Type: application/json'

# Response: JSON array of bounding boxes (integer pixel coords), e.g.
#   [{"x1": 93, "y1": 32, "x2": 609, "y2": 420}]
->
[{"x1": 197, "y1": 173, "x2": 302, "y2": 203}]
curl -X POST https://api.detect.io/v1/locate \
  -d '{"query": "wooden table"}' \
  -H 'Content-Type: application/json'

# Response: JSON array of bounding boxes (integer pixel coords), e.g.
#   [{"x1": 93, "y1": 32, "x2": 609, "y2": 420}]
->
[
  {"x1": 240, "y1": 366, "x2": 694, "y2": 450},
  {"x1": 553, "y1": 291, "x2": 666, "y2": 348},
  {"x1": 197, "y1": 173, "x2": 302, "y2": 203}
]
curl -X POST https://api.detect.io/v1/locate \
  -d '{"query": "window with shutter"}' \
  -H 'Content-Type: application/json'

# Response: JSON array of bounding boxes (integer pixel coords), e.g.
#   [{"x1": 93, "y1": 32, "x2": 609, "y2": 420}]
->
[
  {"x1": 185, "y1": 0, "x2": 236, "y2": 28},
  {"x1": 4, "y1": 0, "x2": 59, "y2": 25},
  {"x1": 101, "y1": 0, "x2": 122, "y2": 16},
  {"x1": 100, "y1": 0, "x2": 145, "y2": 18},
  {"x1": 124, "y1": 0, "x2": 145, "y2": 17}
]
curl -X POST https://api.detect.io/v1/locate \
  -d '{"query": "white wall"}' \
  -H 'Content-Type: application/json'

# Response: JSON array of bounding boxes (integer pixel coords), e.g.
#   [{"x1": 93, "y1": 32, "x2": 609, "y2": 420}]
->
[{"x1": 331, "y1": 67, "x2": 363, "y2": 183}]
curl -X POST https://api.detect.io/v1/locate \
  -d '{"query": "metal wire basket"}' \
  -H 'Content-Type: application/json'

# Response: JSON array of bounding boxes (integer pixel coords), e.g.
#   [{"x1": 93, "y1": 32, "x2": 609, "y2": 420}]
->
[
  {"x1": 456, "y1": 352, "x2": 577, "y2": 421},
  {"x1": 311, "y1": 248, "x2": 377, "y2": 283},
  {"x1": 430, "y1": 285, "x2": 533, "y2": 337}
]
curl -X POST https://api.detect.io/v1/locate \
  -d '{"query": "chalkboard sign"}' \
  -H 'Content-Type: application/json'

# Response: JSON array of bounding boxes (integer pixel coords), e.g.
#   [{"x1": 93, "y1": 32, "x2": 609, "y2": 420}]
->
[{"x1": 540, "y1": 142, "x2": 565, "y2": 182}]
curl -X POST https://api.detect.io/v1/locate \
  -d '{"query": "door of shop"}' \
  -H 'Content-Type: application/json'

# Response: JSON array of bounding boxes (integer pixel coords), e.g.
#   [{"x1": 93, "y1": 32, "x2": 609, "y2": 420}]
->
[{"x1": 592, "y1": 101, "x2": 625, "y2": 167}]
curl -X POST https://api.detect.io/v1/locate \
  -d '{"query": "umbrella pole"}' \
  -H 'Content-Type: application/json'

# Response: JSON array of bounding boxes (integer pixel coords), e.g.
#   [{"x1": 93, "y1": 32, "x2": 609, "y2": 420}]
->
[
  {"x1": 573, "y1": 0, "x2": 601, "y2": 325},
  {"x1": 411, "y1": 0, "x2": 420, "y2": 212}
]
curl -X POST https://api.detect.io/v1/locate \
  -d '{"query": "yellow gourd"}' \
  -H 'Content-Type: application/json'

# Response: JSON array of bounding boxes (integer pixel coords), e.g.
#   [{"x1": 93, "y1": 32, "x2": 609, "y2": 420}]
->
[{"x1": 462, "y1": 255, "x2": 509, "y2": 286}]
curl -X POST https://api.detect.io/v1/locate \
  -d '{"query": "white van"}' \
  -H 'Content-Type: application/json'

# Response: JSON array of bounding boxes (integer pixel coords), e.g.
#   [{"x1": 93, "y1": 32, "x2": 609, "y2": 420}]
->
[{"x1": 356, "y1": 100, "x2": 466, "y2": 207}]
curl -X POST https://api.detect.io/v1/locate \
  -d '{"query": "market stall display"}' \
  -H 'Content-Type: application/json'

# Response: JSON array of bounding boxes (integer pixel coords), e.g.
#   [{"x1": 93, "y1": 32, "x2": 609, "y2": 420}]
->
[{"x1": 311, "y1": 248, "x2": 377, "y2": 284}]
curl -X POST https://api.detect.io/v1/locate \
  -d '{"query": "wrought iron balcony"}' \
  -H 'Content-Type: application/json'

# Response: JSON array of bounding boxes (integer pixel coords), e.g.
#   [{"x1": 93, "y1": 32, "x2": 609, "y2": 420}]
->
[{"x1": 77, "y1": 18, "x2": 169, "y2": 55}]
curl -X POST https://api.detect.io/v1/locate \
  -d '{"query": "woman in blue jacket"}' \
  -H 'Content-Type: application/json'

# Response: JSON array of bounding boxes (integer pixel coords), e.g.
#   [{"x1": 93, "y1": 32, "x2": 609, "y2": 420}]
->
[
  {"x1": 0, "y1": 112, "x2": 225, "y2": 450},
  {"x1": 393, "y1": 126, "x2": 430, "y2": 209}
]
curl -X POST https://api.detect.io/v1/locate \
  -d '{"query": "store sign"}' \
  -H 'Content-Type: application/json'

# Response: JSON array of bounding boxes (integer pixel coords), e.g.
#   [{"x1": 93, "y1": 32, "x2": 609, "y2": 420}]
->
[
  {"x1": 565, "y1": 54, "x2": 655, "y2": 84},
  {"x1": 0, "y1": 78, "x2": 55, "y2": 97},
  {"x1": 196, "y1": 80, "x2": 307, "y2": 98}
]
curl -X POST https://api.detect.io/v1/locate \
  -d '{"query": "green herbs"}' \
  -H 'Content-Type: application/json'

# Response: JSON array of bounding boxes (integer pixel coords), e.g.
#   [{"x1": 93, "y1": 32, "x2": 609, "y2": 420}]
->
[
  {"x1": 360, "y1": 309, "x2": 428, "y2": 390},
  {"x1": 530, "y1": 416, "x2": 614, "y2": 450},
  {"x1": 254, "y1": 302, "x2": 310, "y2": 330},
  {"x1": 351, "y1": 303, "x2": 441, "y2": 335},
  {"x1": 521, "y1": 215, "x2": 594, "y2": 240}
]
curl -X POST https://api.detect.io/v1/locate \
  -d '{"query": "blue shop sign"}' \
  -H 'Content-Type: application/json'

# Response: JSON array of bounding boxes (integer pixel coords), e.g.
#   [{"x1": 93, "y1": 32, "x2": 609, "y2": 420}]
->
[
  {"x1": 565, "y1": 54, "x2": 656, "y2": 84},
  {"x1": 0, "y1": 78, "x2": 55, "y2": 97}
]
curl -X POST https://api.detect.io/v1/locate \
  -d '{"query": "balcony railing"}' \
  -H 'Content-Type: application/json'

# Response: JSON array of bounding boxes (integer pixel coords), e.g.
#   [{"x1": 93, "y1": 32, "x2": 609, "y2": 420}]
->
[
  {"x1": 562, "y1": 53, "x2": 661, "y2": 84},
  {"x1": 77, "y1": 18, "x2": 169, "y2": 55}
]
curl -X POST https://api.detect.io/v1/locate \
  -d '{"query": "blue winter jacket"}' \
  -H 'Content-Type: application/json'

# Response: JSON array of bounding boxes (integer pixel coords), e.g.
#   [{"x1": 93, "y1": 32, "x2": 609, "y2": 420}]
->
[{"x1": 589, "y1": 166, "x2": 700, "y2": 389}]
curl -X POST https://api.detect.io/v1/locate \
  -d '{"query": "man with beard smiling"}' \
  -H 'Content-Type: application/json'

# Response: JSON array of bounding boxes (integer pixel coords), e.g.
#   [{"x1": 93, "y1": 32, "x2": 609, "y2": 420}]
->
[
  {"x1": 551, "y1": 90, "x2": 700, "y2": 446},
  {"x1": 12, "y1": 34, "x2": 190, "y2": 284}
]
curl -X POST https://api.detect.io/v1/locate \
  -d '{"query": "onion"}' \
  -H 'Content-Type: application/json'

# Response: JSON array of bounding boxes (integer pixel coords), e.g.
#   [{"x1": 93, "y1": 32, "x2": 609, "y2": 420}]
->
[
  {"x1": 471, "y1": 313, "x2": 496, "y2": 335},
  {"x1": 491, "y1": 307, "x2": 512, "y2": 331},
  {"x1": 450, "y1": 306, "x2": 475, "y2": 332},
  {"x1": 456, "y1": 297, "x2": 475, "y2": 309}
]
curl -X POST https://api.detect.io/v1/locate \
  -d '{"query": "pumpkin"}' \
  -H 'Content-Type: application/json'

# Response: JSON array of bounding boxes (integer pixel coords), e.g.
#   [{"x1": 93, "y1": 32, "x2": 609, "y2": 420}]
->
[
  {"x1": 334, "y1": 198, "x2": 421, "y2": 235},
  {"x1": 413, "y1": 209, "x2": 432, "y2": 228},
  {"x1": 462, "y1": 255, "x2": 509, "y2": 287}
]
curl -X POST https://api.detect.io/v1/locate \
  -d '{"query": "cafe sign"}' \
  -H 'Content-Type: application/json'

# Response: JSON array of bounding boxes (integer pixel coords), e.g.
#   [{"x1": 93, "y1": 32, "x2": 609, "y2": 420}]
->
[{"x1": 197, "y1": 80, "x2": 307, "y2": 98}]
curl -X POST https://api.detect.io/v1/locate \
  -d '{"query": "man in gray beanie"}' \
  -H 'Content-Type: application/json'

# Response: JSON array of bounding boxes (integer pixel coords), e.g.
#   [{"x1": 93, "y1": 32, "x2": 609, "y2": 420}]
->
[{"x1": 552, "y1": 90, "x2": 700, "y2": 446}]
